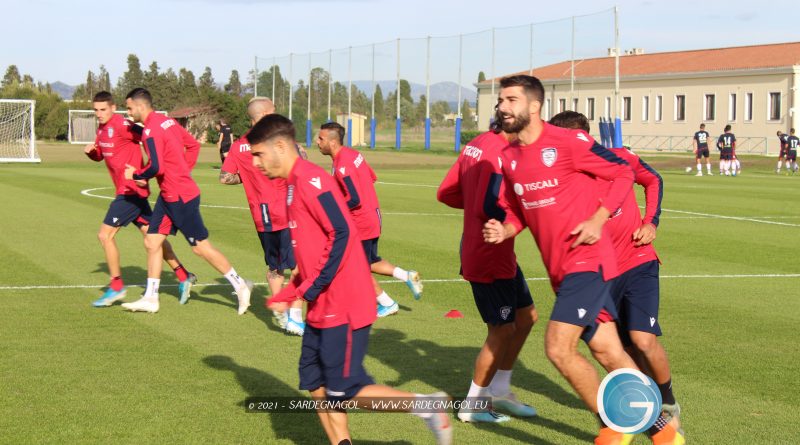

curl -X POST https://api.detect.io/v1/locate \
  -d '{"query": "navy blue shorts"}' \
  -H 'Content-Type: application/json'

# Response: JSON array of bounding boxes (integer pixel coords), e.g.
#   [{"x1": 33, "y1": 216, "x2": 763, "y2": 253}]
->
[
  {"x1": 147, "y1": 196, "x2": 209, "y2": 246},
  {"x1": 788, "y1": 151, "x2": 797, "y2": 162},
  {"x1": 609, "y1": 260, "x2": 662, "y2": 347},
  {"x1": 551, "y1": 270, "x2": 618, "y2": 343},
  {"x1": 695, "y1": 147, "x2": 709, "y2": 158},
  {"x1": 470, "y1": 265, "x2": 535, "y2": 325},
  {"x1": 720, "y1": 149, "x2": 733, "y2": 160},
  {"x1": 299, "y1": 324, "x2": 375, "y2": 401},
  {"x1": 103, "y1": 195, "x2": 151, "y2": 228},
  {"x1": 361, "y1": 238, "x2": 382, "y2": 265},
  {"x1": 257, "y1": 229, "x2": 296, "y2": 271}
]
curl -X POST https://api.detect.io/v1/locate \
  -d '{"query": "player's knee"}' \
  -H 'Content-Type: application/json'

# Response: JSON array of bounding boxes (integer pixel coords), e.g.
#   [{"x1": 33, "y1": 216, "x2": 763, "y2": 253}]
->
[
  {"x1": 544, "y1": 336, "x2": 573, "y2": 368},
  {"x1": 630, "y1": 332, "x2": 657, "y2": 354},
  {"x1": 143, "y1": 237, "x2": 161, "y2": 253},
  {"x1": 488, "y1": 322, "x2": 516, "y2": 341},
  {"x1": 97, "y1": 231, "x2": 110, "y2": 245},
  {"x1": 515, "y1": 306, "x2": 538, "y2": 331}
]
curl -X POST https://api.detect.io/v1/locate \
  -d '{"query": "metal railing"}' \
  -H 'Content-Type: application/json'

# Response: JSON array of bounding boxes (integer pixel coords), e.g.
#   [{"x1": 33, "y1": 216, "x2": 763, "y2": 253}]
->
[{"x1": 622, "y1": 134, "x2": 769, "y2": 155}]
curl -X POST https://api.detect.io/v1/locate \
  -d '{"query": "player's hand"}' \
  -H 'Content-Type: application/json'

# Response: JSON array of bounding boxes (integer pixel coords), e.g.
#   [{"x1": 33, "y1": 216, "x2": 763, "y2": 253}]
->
[
  {"x1": 134, "y1": 179, "x2": 147, "y2": 187},
  {"x1": 266, "y1": 301, "x2": 289, "y2": 313},
  {"x1": 483, "y1": 219, "x2": 507, "y2": 244},
  {"x1": 84, "y1": 144, "x2": 96, "y2": 154},
  {"x1": 633, "y1": 223, "x2": 657, "y2": 246},
  {"x1": 569, "y1": 211, "x2": 608, "y2": 248},
  {"x1": 124, "y1": 164, "x2": 136, "y2": 180}
]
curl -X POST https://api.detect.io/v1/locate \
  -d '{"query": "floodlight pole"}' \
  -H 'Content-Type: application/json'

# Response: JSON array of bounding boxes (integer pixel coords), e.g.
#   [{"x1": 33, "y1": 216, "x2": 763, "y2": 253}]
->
[
  {"x1": 347, "y1": 46, "x2": 352, "y2": 147},
  {"x1": 570, "y1": 16, "x2": 575, "y2": 110},
  {"x1": 307, "y1": 53, "x2": 312, "y2": 148},
  {"x1": 425, "y1": 35, "x2": 431, "y2": 150},
  {"x1": 370, "y1": 43, "x2": 376, "y2": 149},
  {"x1": 491, "y1": 27, "x2": 496, "y2": 128},
  {"x1": 396, "y1": 38, "x2": 401, "y2": 150},
  {"x1": 327, "y1": 49, "x2": 332, "y2": 122},
  {"x1": 271, "y1": 57, "x2": 276, "y2": 103},
  {"x1": 529, "y1": 23, "x2": 534, "y2": 76},
  {"x1": 455, "y1": 33, "x2": 463, "y2": 152},
  {"x1": 254, "y1": 56, "x2": 258, "y2": 97},
  {"x1": 288, "y1": 53, "x2": 293, "y2": 119}
]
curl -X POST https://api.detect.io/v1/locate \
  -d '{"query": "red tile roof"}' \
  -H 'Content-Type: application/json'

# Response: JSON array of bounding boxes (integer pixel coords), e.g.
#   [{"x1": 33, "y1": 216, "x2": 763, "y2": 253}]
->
[{"x1": 483, "y1": 41, "x2": 800, "y2": 84}]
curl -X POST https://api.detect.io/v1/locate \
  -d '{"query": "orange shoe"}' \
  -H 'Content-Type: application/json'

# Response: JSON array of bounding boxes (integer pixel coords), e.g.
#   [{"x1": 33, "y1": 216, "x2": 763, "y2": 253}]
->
[
  {"x1": 595, "y1": 427, "x2": 635, "y2": 445},
  {"x1": 650, "y1": 424, "x2": 686, "y2": 445}
]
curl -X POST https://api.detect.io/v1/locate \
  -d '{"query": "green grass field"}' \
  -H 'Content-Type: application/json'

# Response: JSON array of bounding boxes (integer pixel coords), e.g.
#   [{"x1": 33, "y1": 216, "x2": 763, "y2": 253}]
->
[{"x1": 1, "y1": 143, "x2": 798, "y2": 444}]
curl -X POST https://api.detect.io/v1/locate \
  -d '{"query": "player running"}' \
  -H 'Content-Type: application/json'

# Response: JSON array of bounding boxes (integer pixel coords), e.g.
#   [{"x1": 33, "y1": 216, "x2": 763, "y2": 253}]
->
[
  {"x1": 787, "y1": 128, "x2": 799, "y2": 174},
  {"x1": 249, "y1": 114, "x2": 452, "y2": 445},
  {"x1": 316, "y1": 122, "x2": 423, "y2": 317},
  {"x1": 437, "y1": 113, "x2": 538, "y2": 423},
  {"x1": 219, "y1": 97, "x2": 305, "y2": 335},
  {"x1": 692, "y1": 123, "x2": 712, "y2": 176},
  {"x1": 550, "y1": 110, "x2": 684, "y2": 438},
  {"x1": 85, "y1": 91, "x2": 196, "y2": 307},
  {"x1": 717, "y1": 125, "x2": 736, "y2": 176},
  {"x1": 483, "y1": 75, "x2": 684, "y2": 445},
  {"x1": 776, "y1": 130, "x2": 789, "y2": 174},
  {"x1": 121, "y1": 88, "x2": 252, "y2": 314}
]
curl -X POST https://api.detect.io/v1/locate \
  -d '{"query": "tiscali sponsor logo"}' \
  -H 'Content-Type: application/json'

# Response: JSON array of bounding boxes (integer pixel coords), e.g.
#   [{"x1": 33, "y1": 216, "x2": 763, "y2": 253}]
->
[
  {"x1": 522, "y1": 178, "x2": 559, "y2": 191},
  {"x1": 462, "y1": 145, "x2": 483, "y2": 160},
  {"x1": 354, "y1": 153, "x2": 364, "y2": 167},
  {"x1": 160, "y1": 119, "x2": 176, "y2": 130}
]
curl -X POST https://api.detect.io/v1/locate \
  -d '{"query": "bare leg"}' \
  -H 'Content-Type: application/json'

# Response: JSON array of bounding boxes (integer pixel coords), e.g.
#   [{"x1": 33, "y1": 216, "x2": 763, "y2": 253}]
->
[
  {"x1": 496, "y1": 305, "x2": 538, "y2": 371},
  {"x1": 629, "y1": 331, "x2": 672, "y2": 385},
  {"x1": 191, "y1": 239, "x2": 232, "y2": 274},
  {"x1": 97, "y1": 224, "x2": 123, "y2": 278},
  {"x1": 370, "y1": 259, "x2": 398, "y2": 277},
  {"x1": 267, "y1": 268, "x2": 284, "y2": 296},
  {"x1": 310, "y1": 387, "x2": 350, "y2": 444},
  {"x1": 544, "y1": 320, "x2": 604, "y2": 412},
  {"x1": 473, "y1": 323, "x2": 516, "y2": 386},
  {"x1": 139, "y1": 225, "x2": 182, "y2": 270},
  {"x1": 588, "y1": 321, "x2": 638, "y2": 373},
  {"x1": 143, "y1": 233, "x2": 167, "y2": 279}
]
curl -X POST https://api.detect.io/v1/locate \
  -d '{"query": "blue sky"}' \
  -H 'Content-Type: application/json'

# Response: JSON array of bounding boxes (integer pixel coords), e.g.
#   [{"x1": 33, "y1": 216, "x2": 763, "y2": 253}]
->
[{"x1": 4, "y1": 0, "x2": 799, "y2": 88}]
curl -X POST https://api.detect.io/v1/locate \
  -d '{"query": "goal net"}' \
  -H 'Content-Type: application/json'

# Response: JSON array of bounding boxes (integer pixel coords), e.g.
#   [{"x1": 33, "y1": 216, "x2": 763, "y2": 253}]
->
[
  {"x1": 0, "y1": 99, "x2": 38, "y2": 163},
  {"x1": 69, "y1": 110, "x2": 168, "y2": 144}
]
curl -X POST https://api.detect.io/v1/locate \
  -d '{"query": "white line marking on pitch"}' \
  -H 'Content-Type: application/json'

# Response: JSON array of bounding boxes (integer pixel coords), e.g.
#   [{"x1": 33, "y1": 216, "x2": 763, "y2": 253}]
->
[
  {"x1": 2, "y1": 273, "x2": 798, "y2": 291},
  {"x1": 377, "y1": 181, "x2": 439, "y2": 188},
  {"x1": 660, "y1": 208, "x2": 800, "y2": 227}
]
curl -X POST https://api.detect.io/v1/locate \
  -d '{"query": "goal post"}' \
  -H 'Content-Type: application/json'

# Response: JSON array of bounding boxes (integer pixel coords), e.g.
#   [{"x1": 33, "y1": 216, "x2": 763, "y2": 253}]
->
[
  {"x1": 0, "y1": 99, "x2": 38, "y2": 163},
  {"x1": 68, "y1": 110, "x2": 169, "y2": 145}
]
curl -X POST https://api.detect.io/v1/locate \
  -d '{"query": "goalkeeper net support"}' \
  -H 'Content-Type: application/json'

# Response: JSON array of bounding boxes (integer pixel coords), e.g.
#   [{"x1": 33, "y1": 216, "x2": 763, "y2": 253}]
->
[
  {"x1": 69, "y1": 110, "x2": 168, "y2": 145},
  {"x1": 0, "y1": 99, "x2": 38, "y2": 163}
]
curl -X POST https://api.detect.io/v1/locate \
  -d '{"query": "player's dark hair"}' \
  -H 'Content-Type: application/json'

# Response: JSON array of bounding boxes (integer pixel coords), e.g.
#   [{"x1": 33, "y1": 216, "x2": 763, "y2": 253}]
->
[
  {"x1": 92, "y1": 91, "x2": 114, "y2": 105},
  {"x1": 125, "y1": 88, "x2": 153, "y2": 106},
  {"x1": 792, "y1": 128, "x2": 796, "y2": 134},
  {"x1": 549, "y1": 111, "x2": 590, "y2": 133},
  {"x1": 246, "y1": 114, "x2": 296, "y2": 146},
  {"x1": 724, "y1": 124, "x2": 732, "y2": 132},
  {"x1": 321, "y1": 122, "x2": 345, "y2": 145},
  {"x1": 499, "y1": 75, "x2": 544, "y2": 104},
  {"x1": 700, "y1": 123, "x2": 705, "y2": 129}
]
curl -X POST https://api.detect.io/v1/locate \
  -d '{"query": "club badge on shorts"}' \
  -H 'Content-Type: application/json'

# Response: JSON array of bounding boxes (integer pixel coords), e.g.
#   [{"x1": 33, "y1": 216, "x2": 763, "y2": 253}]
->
[{"x1": 541, "y1": 148, "x2": 557, "y2": 167}]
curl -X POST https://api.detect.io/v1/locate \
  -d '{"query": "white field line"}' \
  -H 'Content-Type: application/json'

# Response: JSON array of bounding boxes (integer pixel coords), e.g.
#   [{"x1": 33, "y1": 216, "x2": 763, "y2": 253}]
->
[
  {"x1": 376, "y1": 181, "x2": 439, "y2": 188},
  {"x1": 2, "y1": 273, "x2": 799, "y2": 291},
  {"x1": 658, "y1": 207, "x2": 800, "y2": 227}
]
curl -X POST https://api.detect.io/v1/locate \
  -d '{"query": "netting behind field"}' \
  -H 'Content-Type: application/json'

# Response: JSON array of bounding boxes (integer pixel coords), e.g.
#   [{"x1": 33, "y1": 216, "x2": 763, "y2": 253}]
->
[
  {"x1": 255, "y1": 8, "x2": 616, "y2": 152},
  {"x1": 0, "y1": 100, "x2": 37, "y2": 162},
  {"x1": 68, "y1": 110, "x2": 168, "y2": 144}
]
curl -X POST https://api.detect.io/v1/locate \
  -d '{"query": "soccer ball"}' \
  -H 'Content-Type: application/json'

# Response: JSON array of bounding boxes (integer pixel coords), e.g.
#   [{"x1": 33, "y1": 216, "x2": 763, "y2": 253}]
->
[{"x1": 685, "y1": 166, "x2": 693, "y2": 173}]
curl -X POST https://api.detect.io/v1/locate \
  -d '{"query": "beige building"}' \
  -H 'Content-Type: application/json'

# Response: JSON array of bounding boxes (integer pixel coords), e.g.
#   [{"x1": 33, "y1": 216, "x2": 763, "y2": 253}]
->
[{"x1": 477, "y1": 42, "x2": 800, "y2": 154}]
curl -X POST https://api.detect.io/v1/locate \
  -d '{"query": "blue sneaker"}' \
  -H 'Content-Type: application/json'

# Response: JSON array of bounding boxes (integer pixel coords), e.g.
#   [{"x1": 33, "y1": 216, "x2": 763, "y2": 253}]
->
[
  {"x1": 92, "y1": 287, "x2": 126, "y2": 307},
  {"x1": 178, "y1": 272, "x2": 197, "y2": 305},
  {"x1": 492, "y1": 392, "x2": 537, "y2": 417},
  {"x1": 457, "y1": 409, "x2": 510, "y2": 423},
  {"x1": 405, "y1": 270, "x2": 423, "y2": 300},
  {"x1": 377, "y1": 302, "x2": 399, "y2": 318},
  {"x1": 285, "y1": 319, "x2": 305, "y2": 336}
]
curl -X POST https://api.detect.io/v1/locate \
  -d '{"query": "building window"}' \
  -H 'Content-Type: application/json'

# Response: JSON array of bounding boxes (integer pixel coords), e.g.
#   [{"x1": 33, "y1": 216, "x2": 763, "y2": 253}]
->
[
  {"x1": 642, "y1": 96, "x2": 649, "y2": 121},
  {"x1": 544, "y1": 98, "x2": 551, "y2": 120},
  {"x1": 768, "y1": 92, "x2": 781, "y2": 121},
  {"x1": 572, "y1": 98, "x2": 579, "y2": 111},
  {"x1": 728, "y1": 93, "x2": 737, "y2": 121},
  {"x1": 586, "y1": 97, "x2": 595, "y2": 120},
  {"x1": 605, "y1": 97, "x2": 611, "y2": 118},
  {"x1": 622, "y1": 97, "x2": 632, "y2": 121},
  {"x1": 704, "y1": 94, "x2": 715, "y2": 121},
  {"x1": 675, "y1": 95, "x2": 686, "y2": 121},
  {"x1": 559, "y1": 98, "x2": 566, "y2": 113},
  {"x1": 744, "y1": 92, "x2": 753, "y2": 121},
  {"x1": 655, "y1": 95, "x2": 662, "y2": 122}
]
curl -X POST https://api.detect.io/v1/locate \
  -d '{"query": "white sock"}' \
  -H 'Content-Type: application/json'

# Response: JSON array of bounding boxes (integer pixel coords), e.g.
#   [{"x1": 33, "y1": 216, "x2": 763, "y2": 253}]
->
[
  {"x1": 489, "y1": 370, "x2": 512, "y2": 397},
  {"x1": 467, "y1": 380, "x2": 489, "y2": 399},
  {"x1": 411, "y1": 393, "x2": 434, "y2": 419},
  {"x1": 376, "y1": 291, "x2": 395, "y2": 307},
  {"x1": 144, "y1": 278, "x2": 160, "y2": 300},
  {"x1": 289, "y1": 307, "x2": 303, "y2": 323},
  {"x1": 224, "y1": 268, "x2": 245, "y2": 288},
  {"x1": 778, "y1": 160, "x2": 782, "y2": 170},
  {"x1": 392, "y1": 267, "x2": 409, "y2": 282},
  {"x1": 696, "y1": 162, "x2": 701, "y2": 172},
  {"x1": 706, "y1": 163, "x2": 712, "y2": 173}
]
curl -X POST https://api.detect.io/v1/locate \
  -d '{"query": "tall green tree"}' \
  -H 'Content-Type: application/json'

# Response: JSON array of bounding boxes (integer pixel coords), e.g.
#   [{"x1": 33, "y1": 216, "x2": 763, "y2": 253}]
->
[
  {"x1": 224, "y1": 70, "x2": 242, "y2": 96},
  {"x1": 116, "y1": 54, "x2": 144, "y2": 100},
  {"x1": 372, "y1": 84, "x2": 384, "y2": 122},
  {"x1": 2, "y1": 65, "x2": 21, "y2": 88}
]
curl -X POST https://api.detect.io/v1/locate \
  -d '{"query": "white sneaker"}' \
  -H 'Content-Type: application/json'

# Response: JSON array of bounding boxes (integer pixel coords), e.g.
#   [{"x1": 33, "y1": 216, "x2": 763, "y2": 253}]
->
[
  {"x1": 273, "y1": 310, "x2": 288, "y2": 329},
  {"x1": 492, "y1": 392, "x2": 537, "y2": 417},
  {"x1": 121, "y1": 296, "x2": 159, "y2": 313},
  {"x1": 421, "y1": 392, "x2": 453, "y2": 445},
  {"x1": 707, "y1": 171, "x2": 713, "y2": 176},
  {"x1": 285, "y1": 319, "x2": 305, "y2": 336},
  {"x1": 457, "y1": 409, "x2": 511, "y2": 423},
  {"x1": 236, "y1": 280, "x2": 254, "y2": 315},
  {"x1": 694, "y1": 171, "x2": 702, "y2": 176},
  {"x1": 405, "y1": 270, "x2": 423, "y2": 300}
]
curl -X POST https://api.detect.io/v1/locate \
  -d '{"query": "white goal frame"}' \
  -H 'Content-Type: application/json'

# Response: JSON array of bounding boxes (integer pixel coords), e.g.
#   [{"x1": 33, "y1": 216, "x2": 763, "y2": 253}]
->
[
  {"x1": 0, "y1": 99, "x2": 38, "y2": 163},
  {"x1": 68, "y1": 109, "x2": 168, "y2": 145}
]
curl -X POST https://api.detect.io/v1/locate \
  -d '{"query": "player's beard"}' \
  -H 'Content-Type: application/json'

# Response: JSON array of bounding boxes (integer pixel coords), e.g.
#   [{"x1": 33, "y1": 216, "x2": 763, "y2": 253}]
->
[{"x1": 501, "y1": 110, "x2": 530, "y2": 134}]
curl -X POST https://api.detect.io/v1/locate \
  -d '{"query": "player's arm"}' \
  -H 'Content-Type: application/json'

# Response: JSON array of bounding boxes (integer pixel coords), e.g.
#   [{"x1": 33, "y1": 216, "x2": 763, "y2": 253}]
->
[
  {"x1": 484, "y1": 167, "x2": 525, "y2": 244},
  {"x1": 219, "y1": 170, "x2": 241, "y2": 185},
  {"x1": 717, "y1": 135, "x2": 723, "y2": 150},
  {"x1": 125, "y1": 120, "x2": 144, "y2": 143},
  {"x1": 692, "y1": 134, "x2": 697, "y2": 152},
  {"x1": 127, "y1": 132, "x2": 164, "y2": 180},
  {"x1": 436, "y1": 159, "x2": 464, "y2": 209},
  {"x1": 294, "y1": 189, "x2": 351, "y2": 302},
  {"x1": 84, "y1": 144, "x2": 103, "y2": 161},
  {"x1": 219, "y1": 142, "x2": 241, "y2": 185},
  {"x1": 180, "y1": 125, "x2": 201, "y2": 169},
  {"x1": 295, "y1": 143, "x2": 309, "y2": 160},
  {"x1": 629, "y1": 154, "x2": 663, "y2": 246}
]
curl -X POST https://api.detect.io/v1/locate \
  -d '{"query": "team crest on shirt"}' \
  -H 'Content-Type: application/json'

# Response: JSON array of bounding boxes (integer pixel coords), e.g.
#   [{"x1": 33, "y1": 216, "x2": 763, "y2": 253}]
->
[
  {"x1": 541, "y1": 148, "x2": 557, "y2": 167},
  {"x1": 107, "y1": 127, "x2": 114, "y2": 138},
  {"x1": 500, "y1": 306, "x2": 512, "y2": 321},
  {"x1": 511, "y1": 160, "x2": 517, "y2": 171},
  {"x1": 287, "y1": 185, "x2": 294, "y2": 205}
]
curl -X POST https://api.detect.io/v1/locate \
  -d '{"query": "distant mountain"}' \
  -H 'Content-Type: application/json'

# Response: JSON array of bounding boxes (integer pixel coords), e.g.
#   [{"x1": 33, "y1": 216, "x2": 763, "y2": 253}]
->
[
  {"x1": 351, "y1": 80, "x2": 476, "y2": 106},
  {"x1": 51, "y1": 82, "x2": 76, "y2": 99}
]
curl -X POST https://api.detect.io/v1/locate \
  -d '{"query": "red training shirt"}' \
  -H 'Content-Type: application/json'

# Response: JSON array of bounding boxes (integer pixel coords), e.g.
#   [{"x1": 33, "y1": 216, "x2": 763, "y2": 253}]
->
[
  {"x1": 87, "y1": 114, "x2": 148, "y2": 199},
  {"x1": 331, "y1": 147, "x2": 382, "y2": 241}
]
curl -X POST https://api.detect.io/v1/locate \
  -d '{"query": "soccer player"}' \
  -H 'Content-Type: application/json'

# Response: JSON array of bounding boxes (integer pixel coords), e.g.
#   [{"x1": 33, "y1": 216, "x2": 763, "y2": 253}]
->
[
  {"x1": 550, "y1": 110, "x2": 683, "y2": 436},
  {"x1": 316, "y1": 122, "x2": 423, "y2": 317},
  {"x1": 717, "y1": 124, "x2": 736, "y2": 176},
  {"x1": 692, "y1": 123, "x2": 712, "y2": 176},
  {"x1": 248, "y1": 114, "x2": 452, "y2": 445},
  {"x1": 121, "y1": 88, "x2": 252, "y2": 314},
  {"x1": 437, "y1": 113, "x2": 538, "y2": 423},
  {"x1": 84, "y1": 91, "x2": 196, "y2": 307},
  {"x1": 776, "y1": 130, "x2": 789, "y2": 173},
  {"x1": 216, "y1": 119, "x2": 233, "y2": 163},
  {"x1": 220, "y1": 97, "x2": 305, "y2": 335},
  {"x1": 483, "y1": 75, "x2": 683, "y2": 445},
  {"x1": 786, "y1": 128, "x2": 799, "y2": 174}
]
